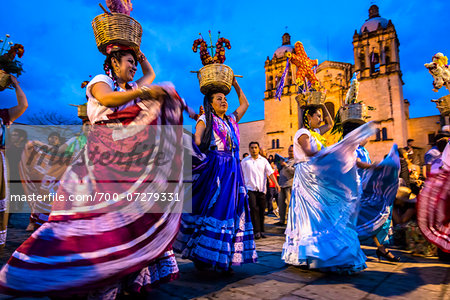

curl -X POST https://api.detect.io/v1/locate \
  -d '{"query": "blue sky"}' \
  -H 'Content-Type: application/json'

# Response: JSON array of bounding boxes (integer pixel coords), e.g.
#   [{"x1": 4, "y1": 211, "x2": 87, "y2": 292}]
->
[{"x1": 1, "y1": 0, "x2": 449, "y2": 127}]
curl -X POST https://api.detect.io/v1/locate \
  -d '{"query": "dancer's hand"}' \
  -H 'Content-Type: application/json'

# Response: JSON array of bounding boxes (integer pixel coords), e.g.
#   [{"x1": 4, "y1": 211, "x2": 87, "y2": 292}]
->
[{"x1": 10, "y1": 75, "x2": 19, "y2": 89}]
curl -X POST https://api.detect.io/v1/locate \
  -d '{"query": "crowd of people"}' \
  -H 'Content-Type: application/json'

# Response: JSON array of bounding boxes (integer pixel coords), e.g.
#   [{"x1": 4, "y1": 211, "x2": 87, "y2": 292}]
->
[{"x1": 0, "y1": 42, "x2": 448, "y2": 298}]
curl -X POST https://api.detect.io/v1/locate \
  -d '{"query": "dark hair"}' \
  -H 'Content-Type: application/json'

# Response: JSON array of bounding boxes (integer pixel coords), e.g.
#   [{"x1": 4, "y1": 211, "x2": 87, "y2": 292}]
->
[
  {"x1": 103, "y1": 50, "x2": 138, "y2": 91},
  {"x1": 198, "y1": 91, "x2": 231, "y2": 153},
  {"x1": 12, "y1": 128, "x2": 27, "y2": 140},
  {"x1": 302, "y1": 104, "x2": 321, "y2": 129},
  {"x1": 249, "y1": 141, "x2": 260, "y2": 148},
  {"x1": 48, "y1": 131, "x2": 61, "y2": 139},
  {"x1": 436, "y1": 137, "x2": 449, "y2": 152},
  {"x1": 243, "y1": 153, "x2": 249, "y2": 158},
  {"x1": 342, "y1": 121, "x2": 364, "y2": 137}
]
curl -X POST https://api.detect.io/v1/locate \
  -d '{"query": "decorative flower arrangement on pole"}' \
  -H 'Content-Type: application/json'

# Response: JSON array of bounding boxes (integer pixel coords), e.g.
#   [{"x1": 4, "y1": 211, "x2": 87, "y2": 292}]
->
[
  {"x1": 331, "y1": 74, "x2": 375, "y2": 136},
  {"x1": 276, "y1": 41, "x2": 324, "y2": 105},
  {"x1": 425, "y1": 52, "x2": 450, "y2": 115},
  {"x1": 0, "y1": 34, "x2": 25, "y2": 91},
  {"x1": 339, "y1": 75, "x2": 374, "y2": 125},
  {"x1": 192, "y1": 31, "x2": 239, "y2": 95}
]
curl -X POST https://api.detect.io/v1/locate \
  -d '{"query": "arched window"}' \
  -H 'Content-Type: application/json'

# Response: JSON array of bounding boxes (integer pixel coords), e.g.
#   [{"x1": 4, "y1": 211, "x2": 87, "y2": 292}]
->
[
  {"x1": 267, "y1": 75, "x2": 273, "y2": 90},
  {"x1": 384, "y1": 46, "x2": 390, "y2": 64},
  {"x1": 381, "y1": 127, "x2": 388, "y2": 140},
  {"x1": 272, "y1": 139, "x2": 275, "y2": 149},
  {"x1": 375, "y1": 129, "x2": 381, "y2": 141},
  {"x1": 324, "y1": 102, "x2": 335, "y2": 118},
  {"x1": 371, "y1": 52, "x2": 380, "y2": 73},
  {"x1": 276, "y1": 139, "x2": 280, "y2": 148},
  {"x1": 359, "y1": 53, "x2": 366, "y2": 69}
]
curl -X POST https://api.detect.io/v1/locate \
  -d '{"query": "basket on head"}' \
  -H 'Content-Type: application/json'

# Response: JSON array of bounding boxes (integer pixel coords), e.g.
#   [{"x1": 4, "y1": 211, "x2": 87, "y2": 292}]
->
[
  {"x1": 340, "y1": 103, "x2": 368, "y2": 124},
  {"x1": 198, "y1": 64, "x2": 234, "y2": 95},
  {"x1": 0, "y1": 70, "x2": 11, "y2": 91},
  {"x1": 295, "y1": 91, "x2": 326, "y2": 107},
  {"x1": 432, "y1": 94, "x2": 450, "y2": 116},
  {"x1": 92, "y1": 13, "x2": 142, "y2": 55},
  {"x1": 77, "y1": 104, "x2": 87, "y2": 119}
]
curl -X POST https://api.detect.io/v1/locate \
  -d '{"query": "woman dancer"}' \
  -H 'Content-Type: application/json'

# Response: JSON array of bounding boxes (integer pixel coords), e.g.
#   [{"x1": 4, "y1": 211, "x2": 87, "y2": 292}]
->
[
  {"x1": 343, "y1": 122, "x2": 401, "y2": 262},
  {"x1": 282, "y1": 104, "x2": 375, "y2": 274},
  {"x1": 0, "y1": 46, "x2": 186, "y2": 297},
  {"x1": 417, "y1": 140, "x2": 450, "y2": 254},
  {"x1": 174, "y1": 78, "x2": 257, "y2": 274}
]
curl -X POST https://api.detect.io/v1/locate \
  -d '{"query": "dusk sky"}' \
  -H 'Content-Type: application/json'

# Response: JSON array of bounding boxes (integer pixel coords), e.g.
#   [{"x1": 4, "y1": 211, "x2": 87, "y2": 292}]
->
[{"x1": 1, "y1": 0, "x2": 449, "y2": 127}]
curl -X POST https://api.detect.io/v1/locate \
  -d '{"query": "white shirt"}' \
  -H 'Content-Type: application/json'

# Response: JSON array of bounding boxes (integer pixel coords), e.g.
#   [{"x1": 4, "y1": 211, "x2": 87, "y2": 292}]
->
[
  {"x1": 241, "y1": 155, "x2": 274, "y2": 194},
  {"x1": 86, "y1": 74, "x2": 139, "y2": 124},
  {"x1": 293, "y1": 128, "x2": 320, "y2": 163}
]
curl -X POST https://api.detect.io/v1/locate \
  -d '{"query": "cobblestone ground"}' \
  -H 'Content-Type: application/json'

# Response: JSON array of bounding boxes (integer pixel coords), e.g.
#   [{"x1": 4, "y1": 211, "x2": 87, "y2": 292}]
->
[{"x1": 1, "y1": 214, "x2": 449, "y2": 300}]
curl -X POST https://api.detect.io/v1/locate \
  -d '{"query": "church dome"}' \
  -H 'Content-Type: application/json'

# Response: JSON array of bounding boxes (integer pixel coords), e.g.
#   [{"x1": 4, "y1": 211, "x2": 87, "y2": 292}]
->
[
  {"x1": 274, "y1": 45, "x2": 294, "y2": 58},
  {"x1": 360, "y1": 17, "x2": 388, "y2": 33},
  {"x1": 360, "y1": 5, "x2": 388, "y2": 33},
  {"x1": 273, "y1": 33, "x2": 293, "y2": 58}
]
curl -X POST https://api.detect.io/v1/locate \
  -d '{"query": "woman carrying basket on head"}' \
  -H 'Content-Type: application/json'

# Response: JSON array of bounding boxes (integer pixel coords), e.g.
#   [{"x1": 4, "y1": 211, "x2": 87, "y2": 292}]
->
[
  {"x1": 282, "y1": 104, "x2": 376, "y2": 274},
  {"x1": 0, "y1": 36, "x2": 188, "y2": 300},
  {"x1": 174, "y1": 76, "x2": 257, "y2": 274}
]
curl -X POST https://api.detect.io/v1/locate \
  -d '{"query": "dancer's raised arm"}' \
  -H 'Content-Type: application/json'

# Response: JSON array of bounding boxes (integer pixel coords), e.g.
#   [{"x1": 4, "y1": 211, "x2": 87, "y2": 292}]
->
[
  {"x1": 8, "y1": 75, "x2": 28, "y2": 123},
  {"x1": 231, "y1": 78, "x2": 249, "y2": 122}
]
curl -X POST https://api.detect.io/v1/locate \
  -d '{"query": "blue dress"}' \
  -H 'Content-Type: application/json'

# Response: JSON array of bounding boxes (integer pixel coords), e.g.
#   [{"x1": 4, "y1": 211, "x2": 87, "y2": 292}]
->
[
  {"x1": 282, "y1": 122, "x2": 377, "y2": 274},
  {"x1": 356, "y1": 145, "x2": 400, "y2": 243},
  {"x1": 173, "y1": 114, "x2": 257, "y2": 270}
]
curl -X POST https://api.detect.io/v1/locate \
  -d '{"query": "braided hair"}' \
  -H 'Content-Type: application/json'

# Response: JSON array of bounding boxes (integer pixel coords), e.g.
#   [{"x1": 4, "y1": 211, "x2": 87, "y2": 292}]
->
[
  {"x1": 199, "y1": 90, "x2": 232, "y2": 153},
  {"x1": 103, "y1": 49, "x2": 138, "y2": 91},
  {"x1": 302, "y1": 104, "x2": 321, "y2": 129}
]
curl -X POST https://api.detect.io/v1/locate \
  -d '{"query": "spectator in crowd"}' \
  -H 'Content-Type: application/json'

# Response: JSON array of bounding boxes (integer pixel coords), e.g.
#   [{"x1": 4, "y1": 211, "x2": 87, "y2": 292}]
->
[
  {"x1": 47, "y1": 131, "x2": 62, "y2": 148},
  {"x1": 265, "y1": 162, "x2": 278, "y2": 216},
  {"x1": 404, "y1": 139, "x2": 421, "y2": 165},
  {"x1": 392, "y1": 186, "x2": 437, "y2": 257},
  {"x1": 6, "y1": 128, "x2": 28, "y2": 223},
  {"x1": 241, "y1": 141, "x2": 280, "y2": 239},
  {"x1": 274, "y1": 145, "x2": 295, "y2": 226},
  {"x1": 398, "y1": 148, "x2": 410, "y2": 188},
  {"x1": 424, "y1": 136, "x2": 449, "y2": 176}
]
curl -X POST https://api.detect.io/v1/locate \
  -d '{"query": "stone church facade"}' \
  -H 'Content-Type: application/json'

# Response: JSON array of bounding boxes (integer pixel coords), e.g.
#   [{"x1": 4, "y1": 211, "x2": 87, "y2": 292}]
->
[{"x1": 239, "y1": 5, "x2": 442, "y2": 162}]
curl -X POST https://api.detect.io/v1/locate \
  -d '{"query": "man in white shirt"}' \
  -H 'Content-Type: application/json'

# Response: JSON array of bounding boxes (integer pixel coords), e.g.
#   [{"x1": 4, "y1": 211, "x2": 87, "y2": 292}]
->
[{"x1": 241, "y1": 142, "x2": 280, "y2": 239}]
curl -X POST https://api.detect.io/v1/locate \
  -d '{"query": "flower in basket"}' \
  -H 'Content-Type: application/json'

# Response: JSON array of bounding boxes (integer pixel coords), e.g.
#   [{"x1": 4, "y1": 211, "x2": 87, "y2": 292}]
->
[
  {"x1": 193, "y1": 32, "x2": 231, "y2": 66},
  {"x1": 106, "y1": 0, "x2": 133, "y2": 15},
  {"x1": 344, "y1": 77, "x2": 359, "y2": 105},
  {"x1": 0, "y1": 36, "x2": 25, "y2": 77}
]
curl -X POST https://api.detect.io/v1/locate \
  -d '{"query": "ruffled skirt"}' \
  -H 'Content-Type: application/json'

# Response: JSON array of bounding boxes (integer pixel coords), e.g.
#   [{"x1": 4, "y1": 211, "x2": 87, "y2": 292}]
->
[
  {"x1": 174, "y1": 150, "x2": 257, "y2": 270},
  {"x1": 282, "y1": 122, "x2": 377, "y2": 273},
  {"x1": 357, "y1": 144, "x2": 400, "y2": 241},
  {"x1": 0, "y1": 86, "x2": 186, "y2": 297},
  {"x1": 417, "y1": 169, "x2": 450, "y2": 252}
]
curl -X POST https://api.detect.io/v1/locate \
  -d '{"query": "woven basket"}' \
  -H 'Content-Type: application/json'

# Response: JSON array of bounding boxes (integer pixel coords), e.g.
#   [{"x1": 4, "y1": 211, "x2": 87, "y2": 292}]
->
[
  {"x1": 92, "y1": 13, "x2": 142, "y2": 55},
  {"x1": 295, "y1": 91, "x2": 326, "y2": 106},
  {"x1": 433, "y1": 95, "x2": 450, "y2": 116},
  {"x1": 198, "y1": 64, "x2": 234, "y2": 95},
  {"x1": 78, "y1": 104, "x2": 88, "y2": 119},
  {"x1": 340, "y1": 103, "x2": 368, "y2": 124},
  {"x1": 0, "y1": 70, "x2": 11, "y2": 91}
]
